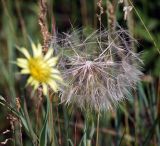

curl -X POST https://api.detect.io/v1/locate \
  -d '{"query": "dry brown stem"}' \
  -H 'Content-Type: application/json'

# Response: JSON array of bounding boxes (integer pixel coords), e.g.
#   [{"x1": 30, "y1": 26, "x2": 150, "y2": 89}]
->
[{"x1": 38, "y1": 0, "x2": 51, "y2": 53}]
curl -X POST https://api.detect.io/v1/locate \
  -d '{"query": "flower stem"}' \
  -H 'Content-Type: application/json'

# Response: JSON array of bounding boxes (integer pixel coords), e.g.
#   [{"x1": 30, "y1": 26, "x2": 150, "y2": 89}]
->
[{"x1": 96, "y1": 111, "x2": 100, "y2": 146}]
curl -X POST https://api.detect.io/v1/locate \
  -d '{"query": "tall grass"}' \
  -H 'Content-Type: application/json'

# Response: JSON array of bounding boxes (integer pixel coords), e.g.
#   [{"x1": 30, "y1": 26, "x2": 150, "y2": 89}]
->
[{"x1": 0, "y1": 0, "x2": 160, "y2": 146}]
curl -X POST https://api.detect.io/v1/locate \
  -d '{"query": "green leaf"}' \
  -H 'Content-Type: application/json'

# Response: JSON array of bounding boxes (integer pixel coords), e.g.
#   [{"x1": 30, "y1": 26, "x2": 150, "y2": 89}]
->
[
  {"x1": 19, "y1": 113, "x2": 29, "y2": 133},
  {"x1": 78, "y1": 129, "x2": 87, "y2": 146},
  {"x1": 143, "y1": 117, "x2": 159, "y2": 145},
  {"x1": 154, "y1": 57, "x2": 160, "y2": 76},
  {"x1": 118, "y1": 129, "x2": 125, "y2": 146},
  {"x1": 39, "y1": 96, "x2": 50, "y2": 146},
  {"x1": 67, "y1": 139, "x2": 74, "y2": 146},
  {"x1": 0, "y1": 95, "x2": 6, "y2": 102}
]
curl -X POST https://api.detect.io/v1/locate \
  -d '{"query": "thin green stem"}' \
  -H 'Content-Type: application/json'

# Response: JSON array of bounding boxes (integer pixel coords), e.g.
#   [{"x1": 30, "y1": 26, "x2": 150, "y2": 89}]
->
[
  {"x1": 23, "y1": 100, "x2": 37, "y2": 146},
  {"x1": 128, "y1": 0, "x2": 160, "y2": 54},
  {"x1": 48, "y1": 96, "x2": 56, "y2": 146},
  {"x1": 96, "y1": 112, "x2": 100, "y2": 146}
]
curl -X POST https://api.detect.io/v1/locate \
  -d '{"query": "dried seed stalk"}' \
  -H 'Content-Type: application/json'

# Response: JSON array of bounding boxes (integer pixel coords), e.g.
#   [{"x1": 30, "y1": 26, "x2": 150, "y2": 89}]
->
[{"x1": 38, "y1": 0, "x2": 51, "y2": 53}]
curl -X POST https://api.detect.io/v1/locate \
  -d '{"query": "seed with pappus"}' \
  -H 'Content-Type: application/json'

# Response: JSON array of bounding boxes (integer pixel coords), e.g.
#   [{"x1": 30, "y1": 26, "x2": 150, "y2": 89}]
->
[{"x1": 59, "y1": 27, "x2": 143, "y2": 111}]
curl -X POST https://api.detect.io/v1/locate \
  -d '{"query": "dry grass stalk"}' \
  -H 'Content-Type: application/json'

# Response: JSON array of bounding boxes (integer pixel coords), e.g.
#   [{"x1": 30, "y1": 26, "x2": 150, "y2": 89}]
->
[{"x1": 38, "y1": 0, "x2": 51, "y2": 53}]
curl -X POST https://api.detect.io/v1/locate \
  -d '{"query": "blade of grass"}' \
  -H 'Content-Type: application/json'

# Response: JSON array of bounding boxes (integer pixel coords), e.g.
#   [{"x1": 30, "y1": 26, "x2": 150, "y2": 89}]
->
[
  {"x1": 39, "y1": 95, "x2": 50, "y2": 146},
  {"x1": 128, "y1": 0, "x2": 160, "y2": 54},
  {"x1": 143, "y1": 117, "x2": 159, "y2": 145}
]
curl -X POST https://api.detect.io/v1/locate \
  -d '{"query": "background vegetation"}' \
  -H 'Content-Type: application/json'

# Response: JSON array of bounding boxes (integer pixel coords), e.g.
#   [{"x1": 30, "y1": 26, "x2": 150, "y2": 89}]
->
[{"x1": 0, "y1": 0, "x2": 160, "y2": 146}]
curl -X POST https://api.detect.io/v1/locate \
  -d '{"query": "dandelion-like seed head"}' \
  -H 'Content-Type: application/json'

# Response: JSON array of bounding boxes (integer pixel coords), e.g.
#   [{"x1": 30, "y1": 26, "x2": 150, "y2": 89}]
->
[
  {"x1": 60, "y1": 26, "x2": 143, "y2": 111},
  {"x1": 16, "y1": 42, "x2": 63, "y2": 95}
]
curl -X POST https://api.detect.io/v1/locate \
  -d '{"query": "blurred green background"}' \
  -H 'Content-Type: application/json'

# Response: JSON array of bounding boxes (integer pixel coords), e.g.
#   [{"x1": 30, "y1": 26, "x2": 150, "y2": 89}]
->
[{"x1": 0, "y1": 0, "x2": 160, "y2": 146}]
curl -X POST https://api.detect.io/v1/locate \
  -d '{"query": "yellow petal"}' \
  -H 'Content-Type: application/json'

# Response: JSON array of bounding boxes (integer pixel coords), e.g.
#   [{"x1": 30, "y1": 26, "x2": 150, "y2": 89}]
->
[
  {"x1": 17, "y1": 62, "x2": 28, "y2": 69},
  {"x1": 17, "y1": 58, "x2": 28, "y2": 68},
  {"x1": 33, "y1": 80, "x2": 39, "y2": 90},
  {"x1": 31, "y1": 42, "x2": 37, "y2": 57},
  {"x1": 37, "y1": 43, "x2": 42, "y2": 56},
  {"x1": 51, "y1": 74, "x2": 63, "y2": 82},
  {"x1": 47, "y1": 57, "x2": 58, "y2": 67},
  {"x1": 27, "y1": 76, "x2": 34, "y2": 85},
  {"x1": 19, "y1": 48, "x2": 31, "y2": 59},
  {"x1": 44, "y1": 48, "x2": 54, "y2": 61},
  {"x1": 51, "y1": 68, "x2": 61, "y2": 74},
  {"x1": 32, "y1": 79, "x2": 39, "y2": 85},
  {"x1": 48, "y1": 80, "x2": 58, "y2": 92},
  {"x1": 42, "y1": 83, "x2": 48, "y2": 95},
  {"x1": 17, "y1": 58, "x2": 28, "y2": 65},
  {"x1": 21, "y1": 69, "x2": 30, "y2": 74}
]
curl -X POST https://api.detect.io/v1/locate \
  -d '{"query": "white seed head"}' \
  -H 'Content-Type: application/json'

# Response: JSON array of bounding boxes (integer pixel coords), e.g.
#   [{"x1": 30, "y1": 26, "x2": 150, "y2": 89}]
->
[{"x1": 58, "y1": 26, "x2": 143, "y2": 111}]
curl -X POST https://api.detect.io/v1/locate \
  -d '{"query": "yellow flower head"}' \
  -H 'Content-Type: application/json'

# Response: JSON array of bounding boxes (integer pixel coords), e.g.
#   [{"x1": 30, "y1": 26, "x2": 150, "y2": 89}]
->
[{"x1": 16, "y1": 42, "x2": 63, "y2": 95}]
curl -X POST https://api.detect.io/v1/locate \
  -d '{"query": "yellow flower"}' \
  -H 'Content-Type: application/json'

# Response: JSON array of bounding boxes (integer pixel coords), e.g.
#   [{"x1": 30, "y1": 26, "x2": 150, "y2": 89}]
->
[{"x1": 16, "y1": 42, "x2": 63, "y2": 95}]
